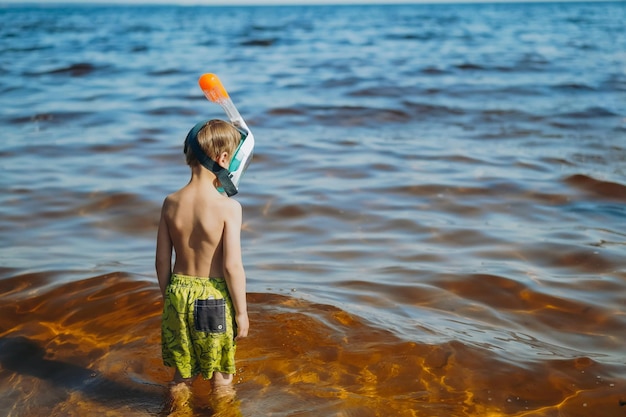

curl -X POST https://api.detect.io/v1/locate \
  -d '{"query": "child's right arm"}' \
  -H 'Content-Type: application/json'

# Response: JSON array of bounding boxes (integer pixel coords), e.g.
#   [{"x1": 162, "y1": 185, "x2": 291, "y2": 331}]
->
[
  {"x1": 222, "y1": 199, "x2": 249, "y2": 340},
  {"x1": 155, "y1": 199, "x2": 173, "y2": 298}
]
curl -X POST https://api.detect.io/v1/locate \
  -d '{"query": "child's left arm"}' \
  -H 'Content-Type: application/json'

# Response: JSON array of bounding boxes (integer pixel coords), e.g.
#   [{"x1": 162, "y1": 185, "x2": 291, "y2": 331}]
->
[{"x1": 223, "y1": 199, "x2": 249, "y2": 340}]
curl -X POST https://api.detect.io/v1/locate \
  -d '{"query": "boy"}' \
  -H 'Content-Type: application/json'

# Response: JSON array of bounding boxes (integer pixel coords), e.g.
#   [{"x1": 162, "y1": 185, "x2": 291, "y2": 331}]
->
[{"x1": 156, "y1": 119, "x2": 249, "y2": 408}]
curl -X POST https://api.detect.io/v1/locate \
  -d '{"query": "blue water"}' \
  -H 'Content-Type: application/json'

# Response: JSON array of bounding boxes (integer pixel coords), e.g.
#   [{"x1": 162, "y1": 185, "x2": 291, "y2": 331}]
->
[{"x1": 1, "y1": 2, "x2": 625, "y2": 416}]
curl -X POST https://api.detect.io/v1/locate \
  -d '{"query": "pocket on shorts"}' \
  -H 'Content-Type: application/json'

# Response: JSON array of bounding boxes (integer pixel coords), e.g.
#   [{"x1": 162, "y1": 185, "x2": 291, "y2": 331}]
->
[{"x1": 194, "y1": 298, "x2": 226, "y2": 333}]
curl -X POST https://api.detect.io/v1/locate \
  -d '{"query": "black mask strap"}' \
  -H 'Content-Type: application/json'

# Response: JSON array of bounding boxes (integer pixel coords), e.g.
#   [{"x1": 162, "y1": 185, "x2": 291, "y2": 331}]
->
[{"x1": 184, "y1": 121, "x2": 238, "y2": 196}]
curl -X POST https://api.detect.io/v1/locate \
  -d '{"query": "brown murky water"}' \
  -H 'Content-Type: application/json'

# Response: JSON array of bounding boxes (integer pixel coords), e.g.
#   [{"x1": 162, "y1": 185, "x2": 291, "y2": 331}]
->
[{"x1": 1, "y1": 268, "x2": 624, "y2": 416}]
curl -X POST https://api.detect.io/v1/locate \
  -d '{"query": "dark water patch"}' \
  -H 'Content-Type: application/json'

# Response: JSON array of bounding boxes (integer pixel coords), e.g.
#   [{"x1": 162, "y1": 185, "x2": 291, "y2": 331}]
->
[
  {"x1": 480, "y1": 107, "x2": 536, "y2": 119},
  {"x1": 521, "y1": 242, "x2": 621, "y2": 274},
  {"x1": 8, "y1": 111, "x2": 92, "y2": 126},
  {"x1": 130, "y1": 44, "x2": 149, "y2": 52},
  {"x1": 385, "y1": 31, "x2": 440, "y2": 41},
  {"x1": 541, "y1": 156, "x2": 575, "y2": 168},
  {"x1": 513, "y1": 159, "x2": 552, "y2": 173},
  {"x1": 3, "y1": 44, "x2": 53, "y2": 53},
  {"x1": 85, "y1": 143, "x2": 136, "y2": 154},
  {"x1": 348, "y1": 84, "x2": 421, "y2": 98},
  {"x1": 548, "y1": 119, "x2": 594, "y2": 131},
  {"x1": 421, "y1": 66, "x2": 448, "y2": 75},
  {"x1": 2, "y1": 189, "x2": 161, "y2": 236},
  {"x1": 36, "y1": 62, "x2": 100, "y2": 77},
  {"x1": 552, "y1": 83, "x2": 595, "y2": 92},
  {"x1": 370, "y1": 162, "x2": 396, "y2": 172},
  {"x1": 267, "y1": 106, "x2": 307, "y2": 116},
  {"x1": 271, "y1": 204, "x2": 308, "y2": 219},
  {"x1": 240, "y1": 38, "x2": 278, "y2": 47},
  {"x1": 423, "y1": 227, "x2": 499, "y2": 247},
  {"x1": 384, "y1": 183, "x2": 468, "y2": 198},
  {"x1": 403, "y1": 101, "x2": 464, "y2": 118},
  {"x1": 0, "y1": 149, "x2": 17, "y2": 158},
  {"x1": 455, "y1": 62, "x2": 484, "y2": 71},
  {"x1": 441, "y1": 154, "x2": 486, "y2": 165},
  {"x1": 564, "y1": 174, "x2": 626, "y2": 201},
  {"x1": 320, "y1": 76, "x2": 362, "y2": 89},
  {"x1": 148, "y1": 68, "x2": 182, "y2": 76},
  {"x1": 147, "y1": 106, "x2": 197, "y2": 117},
  {"x1": 77, "y1": 192, "x2": 161, "y2": 235},
  {"x1": 488, "y1": 85, "x2": 546, "y2": 97}
]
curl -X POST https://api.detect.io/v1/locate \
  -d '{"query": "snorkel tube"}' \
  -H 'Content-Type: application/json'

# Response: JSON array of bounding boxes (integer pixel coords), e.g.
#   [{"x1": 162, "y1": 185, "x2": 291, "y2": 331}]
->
[{"x1": 196, "y1": 73, "x2": 255, "y2": 196}]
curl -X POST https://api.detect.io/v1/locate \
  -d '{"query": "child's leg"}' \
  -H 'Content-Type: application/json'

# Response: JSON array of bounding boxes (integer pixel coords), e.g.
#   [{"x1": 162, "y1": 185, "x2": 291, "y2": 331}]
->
[
  {"x1": 209, "y1": 372, "x2": 242, "y2": 415},
  {"x1": 211, "y1": 372, "x2": 235, "y2": 397},
  {"x1": 167, "y1": 370, "x2": 197, "y2": 413}
]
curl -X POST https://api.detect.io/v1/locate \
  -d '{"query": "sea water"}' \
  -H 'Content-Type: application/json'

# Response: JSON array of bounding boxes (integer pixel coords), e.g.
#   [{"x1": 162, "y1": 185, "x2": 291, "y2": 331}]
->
[{"x1": 0, "y1": 2, "x2": 625, "y2": 416}]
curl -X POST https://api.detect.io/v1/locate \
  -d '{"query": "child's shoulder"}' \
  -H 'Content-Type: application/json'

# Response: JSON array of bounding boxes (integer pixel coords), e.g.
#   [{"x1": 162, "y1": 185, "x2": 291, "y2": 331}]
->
[
  {"x1": 219, "y1": 196, "x2": 242, "y2": 223},
  {"x1": 161, "y1": 189, "x2": 181, "y2": 206},
  {"x1": 220, "y1": 194, "x2": 242, "y2": 213}
]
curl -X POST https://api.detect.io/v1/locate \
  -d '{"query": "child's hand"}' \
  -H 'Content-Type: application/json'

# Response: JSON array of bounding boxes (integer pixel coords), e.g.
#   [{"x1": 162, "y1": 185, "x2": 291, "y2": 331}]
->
[{"x1": 235, "y1": 313, "x2": 249, "y2": 340}]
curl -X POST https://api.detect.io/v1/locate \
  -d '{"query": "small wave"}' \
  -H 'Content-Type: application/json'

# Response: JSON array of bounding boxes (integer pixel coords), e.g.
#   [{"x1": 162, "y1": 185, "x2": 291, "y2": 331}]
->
[
  {"x1": 267, "y1": 107, "x2": 307, "y2": 116},
  {"x1": 403, "y1": 101, "x2": 464, "y2": 118},
  {"x1": 147, "y1": 106, "x2": 196, "y2": 116},
  {"x1": 7, "y1": 111, "x2": 92, "y2": 126},
  {"x1": 86, "y1": 143, "x2": 136, "y2": 153},
  {"x1": 42, "y1": 62, "x2": 99, "y2": 77},
  {"x1": 240, "y1": 38, "x2": 277, "y2": 47},
  {"x1": 553, "y1": 82, "x2": 596, "y2": 92},
  {"x1": 148, "y1": 68, "x2": 181, "y2": 76},
  {"x1": 455, "y1": 62, "x2": 484, "y2": 71},
  {"x1": 77, "y1": 192, "x2": 161, "y2": 234},
  {"x1": 564, "y1": 174, "x2": 626, "y2": 201},
  {"x1": 271, "y1": 204, "x2": 308, "y2": 219},
  {"x1": 4, "y1": 189, "x2": 161, "y2": 235},
  {"x1": 4, "y1": 44, "x2": 52, "y2": 53},
  {"x1": 421, "y1": 66, "x2": 448, "y2": 75},
  {"x1": 385, "y1": 32, "x2": 437, "y2": 41},
  {"x1": 559, "y1": 106, "x2": 618, "y2": 119},
  {"x1": 348, "y1": 85, "x2": 410, "y2": 98},
  {"x1": 269, "y1": 104, "x2": 411, "y2": 125}
]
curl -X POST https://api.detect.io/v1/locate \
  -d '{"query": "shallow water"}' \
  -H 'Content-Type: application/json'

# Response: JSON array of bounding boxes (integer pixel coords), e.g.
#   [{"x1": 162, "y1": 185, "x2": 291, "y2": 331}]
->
[{"x1": 1, "y1": 2, "x2": 625, "y2": 416}]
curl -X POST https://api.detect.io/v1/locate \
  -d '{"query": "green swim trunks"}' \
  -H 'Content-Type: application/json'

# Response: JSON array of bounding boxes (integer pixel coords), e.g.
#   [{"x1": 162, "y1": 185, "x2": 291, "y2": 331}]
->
[{"x1": 161, "y1": 274, "x2": 237, "y2": 379}]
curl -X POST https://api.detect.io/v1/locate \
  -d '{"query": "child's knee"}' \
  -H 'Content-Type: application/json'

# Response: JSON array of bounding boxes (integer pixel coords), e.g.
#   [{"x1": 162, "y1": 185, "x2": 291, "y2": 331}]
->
[{"x1": 212, "y1": 371, "x2": 233, "y2": 387}]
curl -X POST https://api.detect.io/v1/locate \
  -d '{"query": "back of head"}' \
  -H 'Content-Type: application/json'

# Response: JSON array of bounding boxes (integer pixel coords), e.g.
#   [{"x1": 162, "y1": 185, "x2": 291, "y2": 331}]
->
[{"x1": 185, "y1": 119, "x2": 241, "y2": 167}]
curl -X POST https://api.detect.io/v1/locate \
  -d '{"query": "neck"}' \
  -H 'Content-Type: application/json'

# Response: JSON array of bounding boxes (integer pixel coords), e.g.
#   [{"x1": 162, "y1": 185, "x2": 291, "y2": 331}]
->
[{"x1": 189, "y1": 165, "x2": 221, "y2": 190}]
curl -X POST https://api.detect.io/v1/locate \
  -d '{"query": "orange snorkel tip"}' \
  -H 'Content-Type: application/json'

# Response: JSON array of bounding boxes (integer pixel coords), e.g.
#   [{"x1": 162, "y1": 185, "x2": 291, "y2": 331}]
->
[{"x1": 198, "y1": 73, "x2": 230, "y2": 103}]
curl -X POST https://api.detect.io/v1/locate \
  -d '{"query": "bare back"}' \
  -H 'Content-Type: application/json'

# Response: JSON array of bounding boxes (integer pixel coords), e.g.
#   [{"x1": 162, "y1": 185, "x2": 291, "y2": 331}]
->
[{"x1": 158, "y1": 180, "x2": 240, "y2": 279}]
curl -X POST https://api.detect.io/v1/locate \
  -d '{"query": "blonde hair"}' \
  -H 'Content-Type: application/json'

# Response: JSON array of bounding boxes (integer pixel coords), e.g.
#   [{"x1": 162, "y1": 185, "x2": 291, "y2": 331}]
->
[{"x1": 185, "y1": 119, "x2": 241, "y2": 167}]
